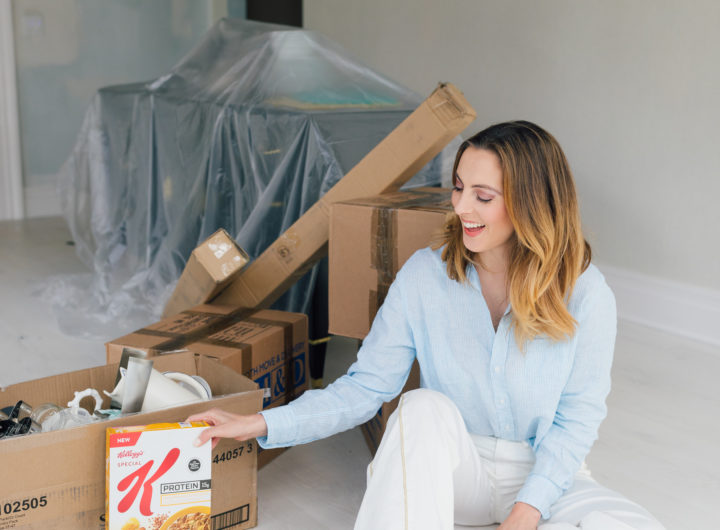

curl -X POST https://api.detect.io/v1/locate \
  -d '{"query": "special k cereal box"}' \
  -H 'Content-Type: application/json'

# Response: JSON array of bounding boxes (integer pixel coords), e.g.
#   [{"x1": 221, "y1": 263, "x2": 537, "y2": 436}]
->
[{"x1": 106, "y1": 422, "x2": 212, "y2": 530}]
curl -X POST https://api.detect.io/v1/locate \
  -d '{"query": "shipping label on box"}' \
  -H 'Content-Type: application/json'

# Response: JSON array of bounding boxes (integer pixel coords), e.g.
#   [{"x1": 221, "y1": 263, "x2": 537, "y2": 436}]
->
[
  {"x1": 106, "y1": 422, "x2": 211, "y2": 530},
  {"x1": 163, "y1": 229, "x2": 250, "y2": 318},
  {"x1": 329, "y1": 187, "x2": 453, "y2": 340}
]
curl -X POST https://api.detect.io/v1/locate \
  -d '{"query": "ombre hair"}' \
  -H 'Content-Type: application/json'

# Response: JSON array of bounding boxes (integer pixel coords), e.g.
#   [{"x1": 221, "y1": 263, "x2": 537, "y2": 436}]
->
[{"x1": 434, "y1": 120, "x2": 591, "y2": 346}]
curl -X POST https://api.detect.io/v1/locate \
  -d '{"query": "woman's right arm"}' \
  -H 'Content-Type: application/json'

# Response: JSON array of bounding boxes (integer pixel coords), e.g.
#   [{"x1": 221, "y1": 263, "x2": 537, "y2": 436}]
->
[{"x1": 189, "y1": 257, "x2": 419, "y2": 450}]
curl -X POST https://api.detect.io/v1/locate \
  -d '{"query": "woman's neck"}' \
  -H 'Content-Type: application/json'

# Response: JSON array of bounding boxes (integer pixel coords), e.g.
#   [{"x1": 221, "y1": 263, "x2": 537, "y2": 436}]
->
[{"x1": 474, "y1": 245, "x2": 511, "y2": 330}]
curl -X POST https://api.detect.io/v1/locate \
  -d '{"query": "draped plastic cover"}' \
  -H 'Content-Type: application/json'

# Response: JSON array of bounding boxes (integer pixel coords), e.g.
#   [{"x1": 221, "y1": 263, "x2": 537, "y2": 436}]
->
[{"x1": 52, "y1": 18, "x2": 457, "y2": 339}]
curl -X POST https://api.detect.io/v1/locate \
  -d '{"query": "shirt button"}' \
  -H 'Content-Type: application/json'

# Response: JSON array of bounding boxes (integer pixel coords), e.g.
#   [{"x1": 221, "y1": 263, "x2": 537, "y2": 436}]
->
[
  {"x1": 499, "y1": 398, "x2": 505, "y2": 405},
  {"x1": 504, "y1": 425, "x2": 511, "y2": 431},
  {"x1": 494, "y1": 366, "x2": 501, "y2": 373}
]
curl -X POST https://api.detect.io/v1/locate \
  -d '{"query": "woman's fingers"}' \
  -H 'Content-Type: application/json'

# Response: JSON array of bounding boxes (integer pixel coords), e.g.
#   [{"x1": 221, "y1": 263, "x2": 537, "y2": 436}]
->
[
  {"x1": 188, "y1": 409, "x2": 267, "y2": 449},
  {"x1": 191, "y1": 411, "x2": 260, "y2": 447},
  {"x1": 187, "y1": 408, "x2": 238, "y2": 426}
]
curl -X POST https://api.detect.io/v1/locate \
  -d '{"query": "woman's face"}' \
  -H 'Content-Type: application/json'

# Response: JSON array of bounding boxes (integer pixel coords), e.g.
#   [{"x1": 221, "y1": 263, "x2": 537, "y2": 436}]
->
[{"x1": 451, "y1": 147, "x2": 515, "y2": 261}]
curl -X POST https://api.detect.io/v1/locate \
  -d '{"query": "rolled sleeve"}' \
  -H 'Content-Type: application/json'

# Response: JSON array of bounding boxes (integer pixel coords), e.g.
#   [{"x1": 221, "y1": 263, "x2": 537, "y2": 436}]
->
[
  {"x1": 515, "y1": 473, "x2": 564, "y2": 519},
  {"x1": 257, "y1": 405, "x2": 299, "y2": 449}
]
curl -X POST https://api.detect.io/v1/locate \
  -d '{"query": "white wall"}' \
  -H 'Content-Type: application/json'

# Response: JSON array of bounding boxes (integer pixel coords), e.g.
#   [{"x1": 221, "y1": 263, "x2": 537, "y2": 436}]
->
[{"x1": 306, "y1": 0, "x2": 720, "y2": 295}]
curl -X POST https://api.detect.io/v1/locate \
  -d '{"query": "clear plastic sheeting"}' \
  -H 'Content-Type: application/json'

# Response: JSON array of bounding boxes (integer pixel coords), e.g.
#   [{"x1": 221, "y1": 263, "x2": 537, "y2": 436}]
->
[{"x1": 54, "y1": 18, "x2": 457, "y2": 339}]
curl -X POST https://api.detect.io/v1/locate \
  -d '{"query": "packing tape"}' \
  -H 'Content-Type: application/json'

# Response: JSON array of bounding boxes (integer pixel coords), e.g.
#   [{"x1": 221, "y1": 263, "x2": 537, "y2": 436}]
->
[
  {"x1": 134, "y1": 307, "x2": 258, "y2": 352},
  {"x1": 368, "y1": 190, "x2": 452, "y2": 328},
  {"x1": 133, "y1": 309, "x2": 303, "y2": 404},
  {"x1": 349, "y1": 188, "x2": 452, "y2": 210},
  {"x1": 370, "y1": 206, "x2": 398, "y2": 329}
]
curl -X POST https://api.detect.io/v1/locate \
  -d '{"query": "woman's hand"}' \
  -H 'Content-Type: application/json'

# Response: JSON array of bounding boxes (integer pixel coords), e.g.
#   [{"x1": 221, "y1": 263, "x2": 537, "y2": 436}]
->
[
  {"x1": 497, "y1": 502, "x2": 541, "y2": 530},
  {"x1": 187, "y1": 408, "x2": 268, "y2": 449}
]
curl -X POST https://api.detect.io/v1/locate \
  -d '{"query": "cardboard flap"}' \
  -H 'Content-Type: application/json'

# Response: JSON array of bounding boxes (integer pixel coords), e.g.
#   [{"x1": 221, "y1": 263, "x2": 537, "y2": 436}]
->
[
  {"x1": 151, "y1": 350, "x2": 199, "y2": 374},
  {"x1": 1, "y1": 364, "x2": 117, "y2": 411},
  {"x1": 196, "y1": 354, "x2": 260, "y2": 395}
]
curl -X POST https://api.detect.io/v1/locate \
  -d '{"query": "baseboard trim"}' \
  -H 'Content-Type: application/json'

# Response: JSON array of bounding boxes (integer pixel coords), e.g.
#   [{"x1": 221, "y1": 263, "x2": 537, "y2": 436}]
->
[{"x1": 598, "y1": 263, "x2": 720, "y2": 348}]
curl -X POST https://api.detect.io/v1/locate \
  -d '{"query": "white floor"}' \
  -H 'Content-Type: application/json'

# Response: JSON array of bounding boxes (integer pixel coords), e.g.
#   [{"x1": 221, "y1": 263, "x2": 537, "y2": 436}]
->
[{"x1": 1, "y1": 217, "x2": 718, "y2": 529}]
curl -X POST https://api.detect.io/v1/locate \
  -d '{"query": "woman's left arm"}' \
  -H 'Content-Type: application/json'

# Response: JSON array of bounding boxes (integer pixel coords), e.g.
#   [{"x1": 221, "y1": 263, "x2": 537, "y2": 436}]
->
[{"x1": 514, "y1": 281, "x2": 618, "y2": 521}]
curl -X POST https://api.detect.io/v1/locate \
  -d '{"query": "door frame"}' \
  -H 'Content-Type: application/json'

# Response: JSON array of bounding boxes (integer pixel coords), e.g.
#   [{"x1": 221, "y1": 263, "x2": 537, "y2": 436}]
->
[{"x1": 0, "y1": 0, "x2": 25, "y2": 220}]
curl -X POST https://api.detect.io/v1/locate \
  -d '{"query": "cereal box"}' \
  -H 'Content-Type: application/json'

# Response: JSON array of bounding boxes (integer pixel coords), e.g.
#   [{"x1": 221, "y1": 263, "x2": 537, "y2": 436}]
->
[{"x1": 106, "y1": 422, "x2": 212, "y2": 530}]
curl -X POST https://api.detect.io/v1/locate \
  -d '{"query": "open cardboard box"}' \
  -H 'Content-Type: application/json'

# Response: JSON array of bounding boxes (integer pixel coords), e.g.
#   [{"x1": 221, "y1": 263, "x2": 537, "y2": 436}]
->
[
  {"x1": 0, "y1": 352, "x2": 263, "y2": 529},
  {"x1": 107, "y1": 306, "x2": 307, "y2": 468}
]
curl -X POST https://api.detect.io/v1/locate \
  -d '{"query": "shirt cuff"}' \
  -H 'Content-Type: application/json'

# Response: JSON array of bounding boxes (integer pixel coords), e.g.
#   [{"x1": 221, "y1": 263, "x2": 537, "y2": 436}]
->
[
  {"x1": 515, "y1": 473, "x2": 564, "y2": 520},
  {"x1": 257, "y1": 406, "x2": 298, "y2": 449}
]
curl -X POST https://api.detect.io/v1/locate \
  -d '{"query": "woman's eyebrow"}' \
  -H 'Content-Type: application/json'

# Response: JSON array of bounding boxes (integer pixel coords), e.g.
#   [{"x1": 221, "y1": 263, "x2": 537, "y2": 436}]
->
[
  {"x1": 471, "y1": 184, "x2": 502, "y2": 194},
  {"x1": 455, "y1": 174, "x2": 502, "y2": 195}
]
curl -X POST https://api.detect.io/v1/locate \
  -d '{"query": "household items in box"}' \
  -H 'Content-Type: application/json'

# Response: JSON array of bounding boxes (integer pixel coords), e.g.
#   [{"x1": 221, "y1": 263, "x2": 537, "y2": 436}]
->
[
  {"x1": 0, "y1": 400, "x2": 41, "y2": 438},
  {"x1": 0, "y1": 362, "x2": 212, "y2": 438},
  {"x1": 0, "y1": 391, "x2": 104, "y2": 438},
  {"x1": 106, "y1": 422, "x2": 211, "y2": 530},
  {"x1": 0, "y1": 352, "x2": 262, "y2": 529},
  {"x1": 105, "y1": 356, "x2": 212, "y2": 414}
]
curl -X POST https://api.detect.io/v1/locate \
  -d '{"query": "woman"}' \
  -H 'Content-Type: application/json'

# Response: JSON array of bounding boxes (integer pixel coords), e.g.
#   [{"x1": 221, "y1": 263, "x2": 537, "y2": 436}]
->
[{"x1": 189, "y1": 121, "x2": 665, "y2": 529}]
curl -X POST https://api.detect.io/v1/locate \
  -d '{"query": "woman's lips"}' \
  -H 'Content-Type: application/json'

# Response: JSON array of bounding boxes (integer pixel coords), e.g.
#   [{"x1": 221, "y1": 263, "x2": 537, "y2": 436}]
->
[{"x1": 463, "y1": 225, "x2": 485, "y2": 236}]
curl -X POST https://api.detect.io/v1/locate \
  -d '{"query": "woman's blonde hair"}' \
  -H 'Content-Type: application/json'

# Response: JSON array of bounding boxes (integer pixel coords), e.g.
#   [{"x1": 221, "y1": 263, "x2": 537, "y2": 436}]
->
[{"x1": 435, "y1": 120, "x2": 591, "y2": 346}]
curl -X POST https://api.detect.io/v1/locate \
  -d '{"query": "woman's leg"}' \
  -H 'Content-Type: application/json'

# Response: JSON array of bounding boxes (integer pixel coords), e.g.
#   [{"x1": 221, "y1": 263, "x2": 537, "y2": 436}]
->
[
  {"x1": 539, "y1": 467, "x2": 666, "y2": 530},
  {"x1": 354, "y1": 389, "x2": 496, "y2": 530}
]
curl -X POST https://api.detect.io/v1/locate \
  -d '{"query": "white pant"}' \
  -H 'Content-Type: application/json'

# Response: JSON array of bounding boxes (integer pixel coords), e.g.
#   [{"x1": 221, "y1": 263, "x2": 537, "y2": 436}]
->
[{"x1": 355, "y1": 389, "x2": 665, "y2": 530}]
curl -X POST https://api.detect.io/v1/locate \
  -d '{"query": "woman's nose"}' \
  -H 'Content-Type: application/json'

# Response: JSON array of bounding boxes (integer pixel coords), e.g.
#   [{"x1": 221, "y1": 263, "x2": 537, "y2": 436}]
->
[{"x1": 453, "y1": 190, "x2": 472, "y2": 215}]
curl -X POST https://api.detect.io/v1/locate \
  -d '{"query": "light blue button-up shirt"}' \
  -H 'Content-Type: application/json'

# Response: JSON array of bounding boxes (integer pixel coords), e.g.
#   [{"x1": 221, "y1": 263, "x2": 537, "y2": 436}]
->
[{"x1": 259, "y1": 246, "x2": 616, "y2": 519}]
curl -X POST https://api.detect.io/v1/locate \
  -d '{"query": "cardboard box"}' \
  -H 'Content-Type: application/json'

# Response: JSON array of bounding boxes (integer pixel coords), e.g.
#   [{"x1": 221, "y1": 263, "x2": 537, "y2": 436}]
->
[
  {"x1": 329, "y1": 187, "x2": 453, "y2": 339},
  {"x1": 0, "y1": 353, "x2": 263, "y2": 530},
  {"x1": 212, "y1": 83, "x2": 475, "y2": 310},
  {"x1": 163, "y1": 229, "x2": 250, "y2": 318},
  {"x1": 327, "y1": 188, "x2": 452, "y2": 454},
  {"x1": 106, "y1": 306, "x2": 308, "y2": 468}
]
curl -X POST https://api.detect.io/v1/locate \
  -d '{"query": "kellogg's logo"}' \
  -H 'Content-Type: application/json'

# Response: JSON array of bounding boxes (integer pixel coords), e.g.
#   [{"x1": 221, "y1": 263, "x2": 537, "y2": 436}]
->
[{"x1": 117, "y1": 448, "x2": 179, "y2": 516}]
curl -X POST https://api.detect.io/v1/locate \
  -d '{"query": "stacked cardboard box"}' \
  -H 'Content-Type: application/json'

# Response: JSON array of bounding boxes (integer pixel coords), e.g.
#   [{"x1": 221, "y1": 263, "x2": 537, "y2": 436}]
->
[
  {"x1": 329, "y1": 187, "x2": 453, "y2": 339},
  {"x1": 163, "y1": 228, "x2": 250, "y2": 318},
  {"x1": 106, "y1": 306, "x2": 308, "y2": 468},
  {"x1": 328, "y1": 187, "x2": 454, "y2": 453},
  {"x1": 0, "y1": 353, "x2": 263, "y2": 529}
]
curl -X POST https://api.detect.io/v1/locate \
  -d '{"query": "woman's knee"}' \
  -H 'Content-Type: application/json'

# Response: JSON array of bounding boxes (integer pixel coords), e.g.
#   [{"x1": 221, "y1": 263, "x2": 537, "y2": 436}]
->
[{"x1": 396, "y1": 388, "x2": 464, "y2": 426}]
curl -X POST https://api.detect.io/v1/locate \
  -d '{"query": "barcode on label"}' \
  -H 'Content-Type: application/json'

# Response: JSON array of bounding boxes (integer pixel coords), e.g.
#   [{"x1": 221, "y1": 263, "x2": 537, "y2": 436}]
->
[{"x1": 211, "y1": 504, "x2": 250, "y2": 529}]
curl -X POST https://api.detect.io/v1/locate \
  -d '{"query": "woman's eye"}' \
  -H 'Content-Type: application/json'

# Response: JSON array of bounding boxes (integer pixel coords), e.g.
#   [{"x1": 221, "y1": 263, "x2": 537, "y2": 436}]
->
[
  {"x1": 452, "y1": 185, "x2": 463, "y2": 192},
  {"x1": 476, "y1": 195, "x2": 492, "y2": 203}
]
